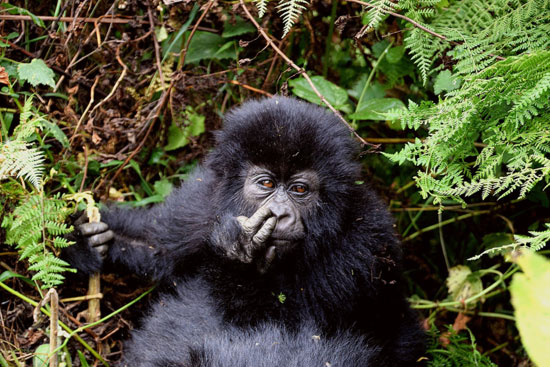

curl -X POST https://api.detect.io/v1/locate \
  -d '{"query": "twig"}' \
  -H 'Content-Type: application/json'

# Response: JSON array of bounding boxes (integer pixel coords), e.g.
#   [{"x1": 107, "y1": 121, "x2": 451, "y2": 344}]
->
[
  {"x1": 0, "y1": 14, "x2": 219, "y2": 33},
  {"x1": 33, "y1": 289, "x2": 59, "y2": 367},
  {"x1": 0, "y1": 14, "x2": 143, "y2": 24},
  {"x1": 60, "y1": 293, "x2": 103, "y2": 303},
  {"x1": 147, "y1": 4, "x2": 164, "y2": 86},
  {"x1": 70, "y1": 76, "x2": 99, "y2": 144},
  {"x1": 228, "y1": 80, "x2": 272, "y2": 97},
  {"x1": 79, "y1": 145, "x2": 90, "y2": 192},
  {"x1": 347, "y1": 0, "x2": 506, "y2": 61},
  {"x1": 239, "y1": 0, "x2": 378, "y2": 149},
  {"x1": 89, "y1": 44, "x2": 128, "y2": 116}
]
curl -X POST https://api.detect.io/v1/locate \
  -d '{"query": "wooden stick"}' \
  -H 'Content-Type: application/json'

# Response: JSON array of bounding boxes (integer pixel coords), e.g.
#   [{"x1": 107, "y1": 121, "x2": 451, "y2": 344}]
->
[{"x1": 87, "y1": 206, "x2": 102, "y2": 323}]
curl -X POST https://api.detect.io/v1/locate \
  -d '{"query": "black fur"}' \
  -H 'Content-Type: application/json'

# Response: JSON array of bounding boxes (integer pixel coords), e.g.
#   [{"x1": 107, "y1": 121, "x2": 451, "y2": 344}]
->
[{"x1": 66, "y1": 97, "x2": 425, "y2": 366}]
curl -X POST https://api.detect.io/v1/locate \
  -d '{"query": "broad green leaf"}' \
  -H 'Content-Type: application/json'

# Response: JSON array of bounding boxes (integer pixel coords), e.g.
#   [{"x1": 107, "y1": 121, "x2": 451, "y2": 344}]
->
[
  {"x1": 348, "y1": 98, "x2": 406, "y2": 120},
  {"x1": 33, "y1": 344, "x2": 50, "y2": 367},
  {"x1": 17, "y1": 59, "x2": 55, "y2": 88},
  {"x1": 434, "y1": 70, "x2": 462, "y2": 95},
  {"x1": 372, "y1": 40, "x2": 391, "y2": 58},
  {"x1": 41, "y1": 121, "x2": 69, "y2": 148},
  {"x1": 445, "y1": 265, "x2": 483, "y2": 306},
  {"x1": 1, "y1": 4, "x2": 45, "y2": 27},
  {"x1": 348, "y1": 77, "x2": 385, "y2": 101},
  {"x1": 154, "y1": 179, "x2": 173, "y2": 198},
  {"x1": 222, "y1": 16, "x2": 255, "y2": 38},
  {"x1": 510, "y1": 250, "x2": 550, "y2": 367},
  {"x1": 161, "y1": 4, "x2": 198, "y2": 62},
  {"x1": 386, "y1": 46, "x2": 405, "y2": 64},
  {"x1": 165, "y1": 109, "x2": 205, "y2": 151},
  {"x1": 289, "y1": 76, "x2": 349, "y2": 111},
  {"x1": 0, "y1": 270, "x2": 34, "y2": 286},
  {"x1": 185, "y1": 32, "x2": 237, "y2": 64}
]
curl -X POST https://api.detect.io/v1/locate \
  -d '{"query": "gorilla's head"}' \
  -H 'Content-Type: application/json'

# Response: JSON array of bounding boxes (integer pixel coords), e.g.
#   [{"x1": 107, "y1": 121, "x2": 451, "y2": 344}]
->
[{"x1": 207, "y1": 97, "x2": 363, "y2": 257}]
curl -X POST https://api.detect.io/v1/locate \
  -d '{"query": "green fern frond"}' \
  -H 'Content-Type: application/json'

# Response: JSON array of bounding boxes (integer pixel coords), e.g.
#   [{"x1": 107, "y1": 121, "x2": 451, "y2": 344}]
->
[
  {"x1": 363, "y1": 0, "x2": 396, "y2": 31},
  {"x1": 254, "y1": 0, "x2": 269, "y2": 17},
  {"x1": 515, "y1": 223, "x2": 550, "y2": 251},
  {"x1": 2, "y1": 193, "x2": 75, "y2": 288},
  {"x1": 0, "y1": 141, "x2": 45, "y2": 188},
  {"x1": 276, "y1": 0, "x2": 309, "y2": 37}
]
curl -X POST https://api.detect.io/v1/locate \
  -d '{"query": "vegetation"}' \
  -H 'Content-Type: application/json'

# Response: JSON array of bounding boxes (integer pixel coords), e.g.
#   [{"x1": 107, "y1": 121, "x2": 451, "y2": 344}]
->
[{"x1": 0, "y1": 0, "x2": 549, "y2": 366}]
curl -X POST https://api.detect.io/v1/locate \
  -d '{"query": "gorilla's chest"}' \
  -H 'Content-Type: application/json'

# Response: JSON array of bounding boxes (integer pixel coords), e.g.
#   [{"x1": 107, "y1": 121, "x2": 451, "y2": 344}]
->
[{"x1": 201, "y1": 264, "x2": 311, "y2": 327}]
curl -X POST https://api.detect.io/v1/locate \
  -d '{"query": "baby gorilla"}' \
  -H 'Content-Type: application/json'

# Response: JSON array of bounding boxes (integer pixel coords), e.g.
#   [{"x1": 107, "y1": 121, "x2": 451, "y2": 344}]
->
[
  {"x1": 65, "y1": 97, "x2": 425, "y2": 366},
  {"x1": 123, "y1": 278, "x2": 377, "y2": 367}
]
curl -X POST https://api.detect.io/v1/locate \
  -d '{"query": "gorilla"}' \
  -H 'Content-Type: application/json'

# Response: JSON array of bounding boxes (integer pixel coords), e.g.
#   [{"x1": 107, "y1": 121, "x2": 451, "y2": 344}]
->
[{"x1": 65, "y1": 97, "x2": 425, "y2": 366}]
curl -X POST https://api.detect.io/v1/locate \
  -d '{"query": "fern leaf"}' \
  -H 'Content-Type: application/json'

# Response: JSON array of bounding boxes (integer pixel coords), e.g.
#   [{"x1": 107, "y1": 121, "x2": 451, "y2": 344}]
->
[
  {"x1": 276, "y1": 0, "x2": 309, "y2": 37},
  {"x1": 255, "y1": 0, "x2": 269, "y2": 17}
]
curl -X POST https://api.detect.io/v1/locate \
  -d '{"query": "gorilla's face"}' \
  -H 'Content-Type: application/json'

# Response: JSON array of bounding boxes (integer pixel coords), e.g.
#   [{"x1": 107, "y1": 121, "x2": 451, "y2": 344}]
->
[{"x1": 242, "y1": 165, "x2": 319, "y2": 253}]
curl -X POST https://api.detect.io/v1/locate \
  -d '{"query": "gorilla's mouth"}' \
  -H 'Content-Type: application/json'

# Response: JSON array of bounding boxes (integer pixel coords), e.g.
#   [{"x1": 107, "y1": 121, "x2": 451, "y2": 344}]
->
[
  {"x1": 271, "y1": 239, "x2": 292, "y2": 246},
  {"x1": 269, "y1": 236, "x2": 303, "y2": 252}
]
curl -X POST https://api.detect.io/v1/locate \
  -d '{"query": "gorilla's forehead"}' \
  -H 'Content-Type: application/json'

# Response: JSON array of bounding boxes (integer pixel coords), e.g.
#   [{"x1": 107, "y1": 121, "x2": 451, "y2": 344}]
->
[{"x1": 218, "y1": 97, "x2": 357, "y2": 171}]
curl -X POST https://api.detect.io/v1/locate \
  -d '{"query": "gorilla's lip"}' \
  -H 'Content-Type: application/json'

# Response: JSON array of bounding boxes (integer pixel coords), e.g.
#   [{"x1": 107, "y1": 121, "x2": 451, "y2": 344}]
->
[{"x1": 270, "y1": 238, "x2": 301, "y2": 247}]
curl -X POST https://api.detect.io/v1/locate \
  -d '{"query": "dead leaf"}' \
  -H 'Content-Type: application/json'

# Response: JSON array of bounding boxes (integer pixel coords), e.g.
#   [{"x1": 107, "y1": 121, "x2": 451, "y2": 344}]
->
[
  {"x1": 452, "y1": 312, "x2": 471, "y2": 332},
  {"x1": 92, "y1": 131, "x2": 102, "y2": 145},
  {"x1": 0, "y1": 66, "x2": 9, "y2": 85}
]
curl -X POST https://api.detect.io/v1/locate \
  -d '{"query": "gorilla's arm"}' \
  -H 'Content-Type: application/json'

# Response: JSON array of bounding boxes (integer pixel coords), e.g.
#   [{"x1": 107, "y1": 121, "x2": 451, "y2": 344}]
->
[{"x1": 66, "y1": 168, "x2": 217, "y2": 280}]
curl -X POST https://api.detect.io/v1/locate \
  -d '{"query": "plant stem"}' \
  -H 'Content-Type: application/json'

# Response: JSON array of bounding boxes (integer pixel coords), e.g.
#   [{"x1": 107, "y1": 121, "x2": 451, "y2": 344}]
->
[
  {"x1": 0, "y1": 281, "x2": 109, "y2": 366},
  {"x1": 352, "y1": 41, "x2": 392, "y2": 126},
  {"x1": 403, "y1": 210, "x2": 491, "y2": 242},
  {"x1": 322, "y1": 0, "x2": 338, "y2": 78}
]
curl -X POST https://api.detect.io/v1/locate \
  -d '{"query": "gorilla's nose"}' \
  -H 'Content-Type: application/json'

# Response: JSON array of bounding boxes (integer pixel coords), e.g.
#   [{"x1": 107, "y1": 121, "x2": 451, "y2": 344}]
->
[{"x1": 267, "y1": 201, "x2": 303, "y2": 238}]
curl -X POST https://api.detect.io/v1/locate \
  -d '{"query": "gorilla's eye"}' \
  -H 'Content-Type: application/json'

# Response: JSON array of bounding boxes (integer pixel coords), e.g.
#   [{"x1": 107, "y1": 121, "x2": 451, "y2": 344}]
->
[
  {"x1": 260, "y1": 179, "x2": 275, "y2": 189},
  {"x1": 290, "y1": 184, "x2": 308, "y2": 194}
]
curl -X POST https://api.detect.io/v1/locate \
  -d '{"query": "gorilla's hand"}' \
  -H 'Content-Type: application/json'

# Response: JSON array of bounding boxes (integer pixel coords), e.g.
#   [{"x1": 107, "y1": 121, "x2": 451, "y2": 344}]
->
[
  {"x1": 62, "y1": 212, "x2": 114, "y2": 274},
  {"x1": 72, "y1": 212, "x2": 114, "y2": 259},
  {"x1": 227, "y1": 206, "x2": 278, "y2": 273}
]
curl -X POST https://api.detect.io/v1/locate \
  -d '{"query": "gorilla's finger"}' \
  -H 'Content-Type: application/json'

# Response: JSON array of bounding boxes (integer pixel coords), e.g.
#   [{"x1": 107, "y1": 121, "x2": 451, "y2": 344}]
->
[
  {"x1": 79, "y1": 222, "x2": 109, "y2": 236},
  {"x1": 237, "y1": 216, "x2": 249, "y2": 230},
  {"x1": 258, "y1": 246, "x2": 277, "y2": 274},
  {"x1": 244, "y1": 206, "x2": 273, "y2": 232},
  {"x1": 252, "y1": 217, "x2": 277, "y2": 245},
  {"x1": 73, "y1": 211, "x2": 89, "y2": 226},
  {"x1": 94, "y1": 244, "x2": 109, "y2": 258},
  {"x1": 88, "y1": 230, "x2": 114, "y2": 246}
]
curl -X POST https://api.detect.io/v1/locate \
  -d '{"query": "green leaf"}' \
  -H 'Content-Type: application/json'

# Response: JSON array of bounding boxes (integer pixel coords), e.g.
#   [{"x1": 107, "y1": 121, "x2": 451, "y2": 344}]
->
[
  {"x1": 1, "y1": 4, "x2": 45, "y2": 27},
  {"x1": 33, "y1": 344, "x2": 50, "y2": 367},
  {"x1": 434, "y1": 70, "x2": 462, "y2": 95},
  {"x1": 17, "y1": 59, "x2": 56, "y2": 88},
  {"x1": 77, "y1": 351, "x2": 91, "y2": 367},
  {"x1": 510, "y1": 250, "x2": 550, "y2": 367},
  {"x1": 40, "y1": 121, "x2": 69, "y2": 148},
  {"x1": 348, "y1": 77, "x2": 385, "y2": 101},
  {"x1": 155, "y1": 26, "x2": 169, "y2": 42},
  {"x1": 0, "y1": 270, "x2": 34, "y2": 286},
  {"x1": 165, "y1": 109, "x2": 205, "y2": 151},
  {"x1": 386, "y1": 46, "x2": 405, "y2": 64},
  {"x1": 161, "y1": 4, "x2": 199, "y2": 62},
  {"x1": 154, "y1": 179, "x2": 173, "y2": 198},
  {"x1": 348, "y1": 98, "x2": 406, "y2": 120},
  {"x1": 185, "y1": 32, "x2": 237, "y2": 64},
  {"x1": 165, "y1": 124, "x2": 188, "y2": 151},
  {"x1": 222, "y1": 16, "x2": 256, "y2": 38},
  {"x1": 289, "y1": 76, "x2": 349, "y2": 111},
  {"x1": 445, "y1": 265, "x2": 483, "y2": 306}
]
